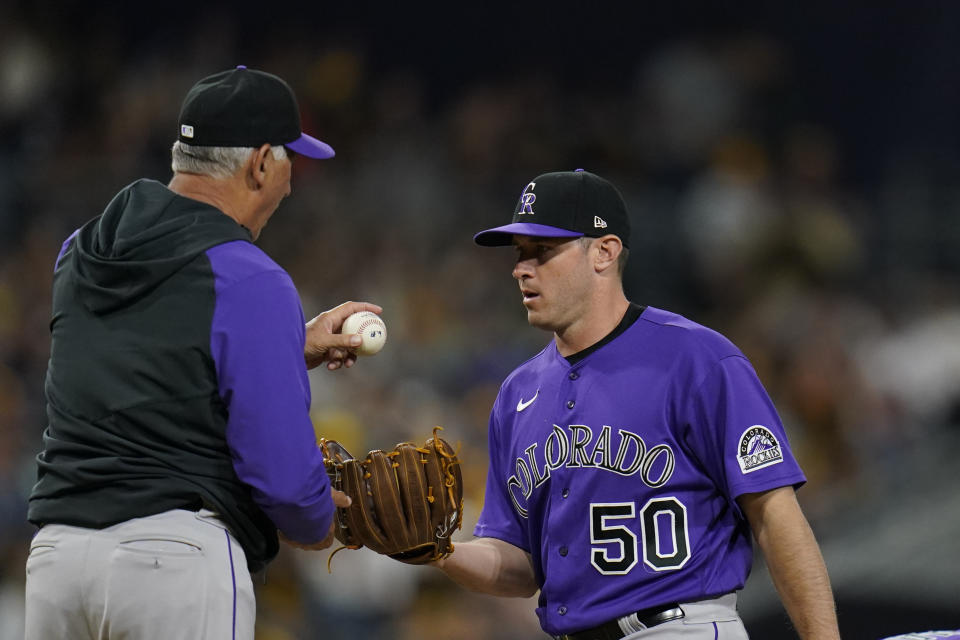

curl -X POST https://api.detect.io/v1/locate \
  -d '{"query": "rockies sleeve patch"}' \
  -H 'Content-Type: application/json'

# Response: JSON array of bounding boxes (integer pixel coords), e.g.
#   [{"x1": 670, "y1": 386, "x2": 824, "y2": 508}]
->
[{"x1": 736, "y1": 426, "x2": 783, "y2": 474}]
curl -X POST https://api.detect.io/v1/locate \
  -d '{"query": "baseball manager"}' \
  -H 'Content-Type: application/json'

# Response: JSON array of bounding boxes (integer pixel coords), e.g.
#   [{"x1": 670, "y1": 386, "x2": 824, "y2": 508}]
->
[{"x1": 24, "y1": 66, "x2": 379, "y2": 639}]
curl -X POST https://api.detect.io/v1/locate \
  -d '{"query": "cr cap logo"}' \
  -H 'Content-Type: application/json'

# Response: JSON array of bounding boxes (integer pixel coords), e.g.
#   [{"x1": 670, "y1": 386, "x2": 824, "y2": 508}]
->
[
  {"x1": 736, "y1": 425, "x2": 783, "y2": 474},
  {"x1": 518, "y1": 181, "x2": 537, "y2": 215}
]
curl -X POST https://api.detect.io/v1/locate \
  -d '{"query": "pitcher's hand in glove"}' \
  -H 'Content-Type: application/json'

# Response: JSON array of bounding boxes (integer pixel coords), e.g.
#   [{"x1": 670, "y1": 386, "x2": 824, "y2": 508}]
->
[{"x1": 321, "y1": 428, "x2": 464, "y2": 566}]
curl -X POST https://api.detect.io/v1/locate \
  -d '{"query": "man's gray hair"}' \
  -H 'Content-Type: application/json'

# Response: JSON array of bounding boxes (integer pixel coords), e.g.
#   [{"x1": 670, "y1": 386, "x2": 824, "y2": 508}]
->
[{"x1": 171, "y1": 141, "x2": 287, "y2": 178}]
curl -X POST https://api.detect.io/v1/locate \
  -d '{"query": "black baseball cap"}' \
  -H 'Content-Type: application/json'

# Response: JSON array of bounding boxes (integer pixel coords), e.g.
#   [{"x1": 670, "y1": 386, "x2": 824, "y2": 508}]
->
[
  {"x1": 177, "y1": 65, "x2": 334, "y2": 159},
  {"x1": 473, "y1": 169, "x2": 630, "y2": 248}
]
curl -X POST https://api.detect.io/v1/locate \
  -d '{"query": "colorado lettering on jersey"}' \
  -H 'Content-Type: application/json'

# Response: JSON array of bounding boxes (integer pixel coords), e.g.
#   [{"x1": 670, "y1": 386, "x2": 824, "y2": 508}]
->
[{"x1": 506, "y1": 424, "x2": 675, "y2": 518}]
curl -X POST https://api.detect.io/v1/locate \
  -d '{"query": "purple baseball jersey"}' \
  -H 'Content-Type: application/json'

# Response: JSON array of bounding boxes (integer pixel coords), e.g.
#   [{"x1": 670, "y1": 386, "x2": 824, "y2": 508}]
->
[{"x1": 475, "y1": 306, "x2": 807, "y2": 635}]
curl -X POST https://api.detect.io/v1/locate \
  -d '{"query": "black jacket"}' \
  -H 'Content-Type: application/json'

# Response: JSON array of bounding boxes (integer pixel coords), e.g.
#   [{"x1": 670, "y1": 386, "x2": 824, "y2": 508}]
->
[{"x1": 28, "y1": 179, "x2": 281, "y2": 571}]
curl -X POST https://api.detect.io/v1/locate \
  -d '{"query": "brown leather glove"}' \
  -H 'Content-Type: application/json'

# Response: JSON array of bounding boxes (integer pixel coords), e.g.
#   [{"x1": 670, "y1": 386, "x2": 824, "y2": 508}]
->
[{"x1": 321, "y1": 428, "x2": 463, "y2": 566}]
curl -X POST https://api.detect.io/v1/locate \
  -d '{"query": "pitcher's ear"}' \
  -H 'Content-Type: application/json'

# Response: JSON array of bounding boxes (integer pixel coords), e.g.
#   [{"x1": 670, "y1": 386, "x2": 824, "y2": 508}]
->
[{"x1": 594, "y1": 235, "x2": 623, "y2": 273}]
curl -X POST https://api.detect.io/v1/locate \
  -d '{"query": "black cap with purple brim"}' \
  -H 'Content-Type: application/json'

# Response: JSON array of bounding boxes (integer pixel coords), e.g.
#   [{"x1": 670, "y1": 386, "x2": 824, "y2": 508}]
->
[
  {"x1": 473, "y1": 169, "x2": 630, "y2": 248},
  {"x1": 177, "y1": 66, "x2": 334, "y2": 159}
]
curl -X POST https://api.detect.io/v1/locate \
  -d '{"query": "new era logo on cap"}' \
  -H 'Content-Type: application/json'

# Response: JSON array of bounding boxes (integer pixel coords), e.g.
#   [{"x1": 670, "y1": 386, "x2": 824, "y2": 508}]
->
[
  {"x1": 473, "y1": 170, "x2": 631, "y2": 248},
  {"x1": 180, "y1": 124, "x2": 194, "y2": 139}
]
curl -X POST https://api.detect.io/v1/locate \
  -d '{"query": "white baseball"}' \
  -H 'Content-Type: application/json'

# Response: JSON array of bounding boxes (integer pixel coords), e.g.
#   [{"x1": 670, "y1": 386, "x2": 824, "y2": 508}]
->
[{"x1": 341, "y1": 311, "x2": 387, "y2": 356}]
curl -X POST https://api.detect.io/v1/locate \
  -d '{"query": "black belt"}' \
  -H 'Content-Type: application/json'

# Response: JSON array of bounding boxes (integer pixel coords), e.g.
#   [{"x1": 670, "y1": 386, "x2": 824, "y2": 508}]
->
[{"x1": 555, "y1": 603, "x2": 685, "y2": 640}]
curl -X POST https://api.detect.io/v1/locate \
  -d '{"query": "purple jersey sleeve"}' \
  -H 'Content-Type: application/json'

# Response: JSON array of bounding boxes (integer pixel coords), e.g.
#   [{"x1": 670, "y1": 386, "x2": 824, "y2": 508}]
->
[
  {"x1": 474, "y1": 393, "x2": 531, "y2": 551},
  {"x1": 686, "y1": 354, "x2": 806, "y2": 503},
  {"x1": 207, "y1": 241, "x2": 332, "y2": 544}
]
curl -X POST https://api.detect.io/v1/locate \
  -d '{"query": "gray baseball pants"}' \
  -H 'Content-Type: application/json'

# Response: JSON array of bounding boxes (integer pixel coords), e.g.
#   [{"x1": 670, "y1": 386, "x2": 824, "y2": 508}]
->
[
  {"x1": 25, "y1": 508, "x2": 255, "y2": 640},
  {"x1": 623, "y1": 593, "x2": 749, "y2": 639}
]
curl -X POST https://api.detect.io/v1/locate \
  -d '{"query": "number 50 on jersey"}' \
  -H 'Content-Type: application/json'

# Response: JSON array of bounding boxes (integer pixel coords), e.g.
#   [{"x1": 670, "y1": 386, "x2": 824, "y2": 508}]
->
[{"x1": 591, "y1": 497, "x2": 689, "y2": 575}]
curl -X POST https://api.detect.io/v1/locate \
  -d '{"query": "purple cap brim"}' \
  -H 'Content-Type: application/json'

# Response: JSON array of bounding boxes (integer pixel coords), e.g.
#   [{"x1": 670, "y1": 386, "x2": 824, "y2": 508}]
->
[
  {"x1": 286, "y1": 132, "x2": 335, "y2": 159},
  {"x1": 474, "y1": 222, "x2": 584, "y2": 246}
]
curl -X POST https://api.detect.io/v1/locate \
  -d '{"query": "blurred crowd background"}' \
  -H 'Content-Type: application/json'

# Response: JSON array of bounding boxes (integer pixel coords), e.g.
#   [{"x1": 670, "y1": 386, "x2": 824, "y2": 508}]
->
[{"x1": 1, "y1": 2, "x2": 958, "y2": 639}]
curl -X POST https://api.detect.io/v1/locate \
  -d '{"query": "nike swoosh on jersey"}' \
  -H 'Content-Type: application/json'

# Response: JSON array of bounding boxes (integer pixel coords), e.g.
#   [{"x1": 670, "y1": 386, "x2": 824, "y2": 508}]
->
[{"x1": 516, "y1": 390, "x2": 539, "y2": 412}]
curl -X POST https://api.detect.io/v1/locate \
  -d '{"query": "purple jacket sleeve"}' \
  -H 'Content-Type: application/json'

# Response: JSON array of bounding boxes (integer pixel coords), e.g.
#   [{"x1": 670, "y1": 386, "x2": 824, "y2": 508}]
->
[{"x1": 207, "y1": 241, "x2": 333, "y2": 544}]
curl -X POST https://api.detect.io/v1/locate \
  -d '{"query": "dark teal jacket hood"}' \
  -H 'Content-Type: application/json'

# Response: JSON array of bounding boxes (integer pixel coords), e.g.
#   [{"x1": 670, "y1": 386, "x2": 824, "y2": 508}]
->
[{"x1": 72, "y1": 178, "x2": 250, "y2": 313}]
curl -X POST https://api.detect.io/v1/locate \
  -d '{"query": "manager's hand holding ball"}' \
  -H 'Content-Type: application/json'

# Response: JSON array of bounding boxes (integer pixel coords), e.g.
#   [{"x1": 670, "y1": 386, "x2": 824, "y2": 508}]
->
[
  {"x1": 340, "y1": 311, "x2": 387, "y2": 356},
  {"x1": 304, "y1": 302, "x2": 384, "y2": 370}
]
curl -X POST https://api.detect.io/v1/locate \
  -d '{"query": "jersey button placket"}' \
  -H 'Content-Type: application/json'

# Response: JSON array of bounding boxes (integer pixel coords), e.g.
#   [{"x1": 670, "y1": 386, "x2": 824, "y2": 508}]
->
[
  {"x1": 566, "y1": 366, "x2": 579, "y2": 409},
  {"x1": 558, "y1": 605, "x2": 567, "y2": 616},
  {"x1": 559, "y1": 546, "x2": 568, "y2": 557}
]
